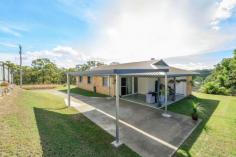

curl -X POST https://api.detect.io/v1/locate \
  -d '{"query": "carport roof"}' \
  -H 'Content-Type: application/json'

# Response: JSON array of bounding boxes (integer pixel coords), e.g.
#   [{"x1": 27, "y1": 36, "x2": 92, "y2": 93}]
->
[{"x1": 68, "y1": 59, "x2": 198, "y2": 77}]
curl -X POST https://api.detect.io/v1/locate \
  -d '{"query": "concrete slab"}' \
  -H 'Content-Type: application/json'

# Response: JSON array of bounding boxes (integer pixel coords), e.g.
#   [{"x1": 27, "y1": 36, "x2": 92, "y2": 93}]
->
[{"x1": 48, "y1": 90, "x2": 200, "y2": 157}]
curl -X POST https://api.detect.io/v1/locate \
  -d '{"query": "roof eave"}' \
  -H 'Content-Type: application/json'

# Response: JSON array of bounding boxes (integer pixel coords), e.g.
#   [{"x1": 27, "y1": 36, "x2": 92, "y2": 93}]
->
[{"x1": 67, "y1": 68, "x2": 170, "y2": 76}]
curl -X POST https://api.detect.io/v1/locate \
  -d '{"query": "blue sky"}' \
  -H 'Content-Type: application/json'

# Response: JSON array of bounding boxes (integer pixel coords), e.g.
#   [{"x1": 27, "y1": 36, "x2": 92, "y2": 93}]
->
[
  {"x1": 0, "y1": 0, "x2": 236, "y2": 69},
  {"x1": 0, "y1": 0, "x2": 103, "y2": 51}
]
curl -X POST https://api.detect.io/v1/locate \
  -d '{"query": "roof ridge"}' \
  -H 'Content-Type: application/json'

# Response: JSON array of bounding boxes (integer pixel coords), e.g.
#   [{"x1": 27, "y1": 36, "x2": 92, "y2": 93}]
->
[
  {"x1": 169, "y1": 66, "x2": 190, "y2": 72},
  {"x1": 112, "y1": 59, "x2": 160, "y2": 66},
  {"x1": 92, "y1": 59, "x2": 160, "y2": 70}
]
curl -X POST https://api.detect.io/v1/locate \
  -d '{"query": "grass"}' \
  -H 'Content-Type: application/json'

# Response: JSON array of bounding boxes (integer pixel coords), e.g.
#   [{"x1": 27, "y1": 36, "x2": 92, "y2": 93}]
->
[
  {"x1": 0, "y1": 88, "x2": 139, "y2": 157},
  {"x1": 58, "y1": 85, "x2": 108, "y2": 97},
  {"x1": 168, "y1": 92, "x2": 236, "y2": 157},
  {"x1": 1, "y1": 88, "x2": 236, "y2": 157}
]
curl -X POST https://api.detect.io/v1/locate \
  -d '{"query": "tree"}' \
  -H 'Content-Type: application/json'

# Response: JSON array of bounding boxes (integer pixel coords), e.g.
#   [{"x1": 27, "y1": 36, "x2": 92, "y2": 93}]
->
[
  {"x1": 200, "y1": 49, "x2": 236, "y2": 95},
  {"x1": 80, "y1": 60, "x2": 105, "y2": 71},
  {"x1": 32, "y1": 58, "x2": 59, "y2": 84},
  {"x1": 4, "y1": 58, "x2": 105, "y2": 85}
]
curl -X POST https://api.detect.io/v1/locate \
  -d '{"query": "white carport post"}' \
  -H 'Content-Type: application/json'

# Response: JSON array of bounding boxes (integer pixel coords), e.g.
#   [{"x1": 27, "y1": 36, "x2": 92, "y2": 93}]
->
[
  {"x1": 12, "y1": 73, "x2": 14, "y2": 84},
  {"x1": 132, "y1": 76, "x2": 134, "y2": 94},
  {"x1": 112, "y1": 74, "x2": 123, "y2": 147},
  {"x1": 108, "y1": 75, "x2": 110, "y2": 96},
  {"x1": 67, "y1": 73, "x2": 71, "y2": 107},
  {"x1": 162, "y1": 72, "x2": 172, "y2": 118}
]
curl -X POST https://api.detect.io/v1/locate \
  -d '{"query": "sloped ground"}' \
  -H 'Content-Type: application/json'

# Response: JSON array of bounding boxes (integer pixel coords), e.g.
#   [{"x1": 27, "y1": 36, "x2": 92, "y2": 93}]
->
[
  {"x1": 43, "y1": 90, "x2": 199, "y2": 157},
  {"x1": 168, "y1": 93, "x2": 236, "y2": 157},
  {"x1": 0, "y1": 88, "x2": 138, "y2": 157}
]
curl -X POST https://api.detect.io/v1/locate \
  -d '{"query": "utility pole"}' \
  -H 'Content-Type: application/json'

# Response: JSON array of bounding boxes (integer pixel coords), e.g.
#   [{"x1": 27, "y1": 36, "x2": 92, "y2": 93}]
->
[{"x1": 19, "y1": 45, "x2": 22, "y2": 88}]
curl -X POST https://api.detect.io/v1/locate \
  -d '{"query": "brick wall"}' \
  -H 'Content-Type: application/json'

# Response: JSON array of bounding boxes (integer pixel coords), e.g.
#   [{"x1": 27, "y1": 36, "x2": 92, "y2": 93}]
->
[
  {"x1": 76, "y1": 76, "x2": 94, "y2": 91},
  {"x1": 76, "y1": 75, "x2": 193, "y2": 97},
  {"x1": 76, "y1": 75, "x2": 116, "y2": 96},
  {"x1": 186, "y1": 76, "x2": 192, "y2": 96}
]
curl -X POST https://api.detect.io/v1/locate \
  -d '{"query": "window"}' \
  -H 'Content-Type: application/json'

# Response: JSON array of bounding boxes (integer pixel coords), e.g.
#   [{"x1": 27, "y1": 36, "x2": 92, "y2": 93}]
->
[
  {"x1": 87, "y1": 76, "x2": 92, "y2": 84},
  {"x1": 79, "y1": 76, "x2": 83, "y2": 82},
  {"x1": 102, "y1": 76, "x2": 109, "y2": 87}
]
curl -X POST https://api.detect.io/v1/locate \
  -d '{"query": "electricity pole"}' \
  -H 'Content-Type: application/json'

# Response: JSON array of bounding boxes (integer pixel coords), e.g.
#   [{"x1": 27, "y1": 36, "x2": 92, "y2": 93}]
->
[{"x1": 19, "y1": 45, "x2": 22, "y2": 88}]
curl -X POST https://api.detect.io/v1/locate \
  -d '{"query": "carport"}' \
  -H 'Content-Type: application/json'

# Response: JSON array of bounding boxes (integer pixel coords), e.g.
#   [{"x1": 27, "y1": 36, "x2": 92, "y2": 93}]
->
[
  {"x1": 66, "y1": 68, "x2": 172, "y2": 147},
  {"x1": 118, "y1": 72, "x2": 188, "y2": 109}
]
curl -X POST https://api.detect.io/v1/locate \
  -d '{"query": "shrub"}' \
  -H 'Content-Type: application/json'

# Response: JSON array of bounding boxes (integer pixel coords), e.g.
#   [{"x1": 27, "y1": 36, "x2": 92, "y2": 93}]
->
[
  {"x1": 0, "y1": 82, "x2": 9, "y2": 87},
  {"x1": 228, "y1": 86, "x2": 236, "y2": 96},
  {"x1": 192, "y1": 102, "x2": 199, "y2": 121},
  {"x1": 200, "y1": 82, "x2": 228, "y2": 95}
]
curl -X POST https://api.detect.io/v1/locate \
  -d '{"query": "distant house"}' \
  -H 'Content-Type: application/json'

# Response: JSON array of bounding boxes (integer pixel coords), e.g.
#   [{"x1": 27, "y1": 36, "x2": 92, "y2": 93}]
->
[{"x1": 72, "y1": 59, "x2": 197, "y2": 107}]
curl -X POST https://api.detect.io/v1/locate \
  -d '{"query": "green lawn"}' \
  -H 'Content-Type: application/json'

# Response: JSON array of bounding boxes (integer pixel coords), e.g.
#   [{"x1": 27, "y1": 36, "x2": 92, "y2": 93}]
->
[
  {"x1": 0, "y1": 88, "x2": 139, "y2": 157},
  {"x1": 1, "y1": 89, "x2": 236, "y2": 157},
  {"x1": 168, "y1": 92, "x2": 236, "y2": 157},
  {"x1": 58, "y1": 85, "x2": 108, "y2": 97}
]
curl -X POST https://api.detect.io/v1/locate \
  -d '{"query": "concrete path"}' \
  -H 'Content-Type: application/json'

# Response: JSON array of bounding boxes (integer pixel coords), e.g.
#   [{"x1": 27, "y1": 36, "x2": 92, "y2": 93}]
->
[{"x1": 42, "y1": 90, "x2": 200, "y2": 157}]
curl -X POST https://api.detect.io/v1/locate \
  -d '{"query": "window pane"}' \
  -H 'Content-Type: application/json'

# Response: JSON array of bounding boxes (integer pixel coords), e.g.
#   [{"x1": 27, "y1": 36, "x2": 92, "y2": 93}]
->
[
  {"x1": 88, "y1": 76, "x2": 92, "y2": 84},
  {"x1": 103, "y1": 77, "x2": 108, "y2": 87}
]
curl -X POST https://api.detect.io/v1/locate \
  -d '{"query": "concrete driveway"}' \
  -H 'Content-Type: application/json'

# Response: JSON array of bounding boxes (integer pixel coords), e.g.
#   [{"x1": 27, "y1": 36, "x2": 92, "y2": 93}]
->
[{"x1": 48, "y1": 90, "x2": 200, "y2": 157}]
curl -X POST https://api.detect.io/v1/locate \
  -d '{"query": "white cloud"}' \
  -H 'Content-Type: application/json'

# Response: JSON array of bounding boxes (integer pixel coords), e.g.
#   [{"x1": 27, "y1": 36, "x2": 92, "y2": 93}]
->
[
  {"x1": 0, "y1": 20, "x2": 28, "y2": 37},
  {"x1": 2, "y1": 1, "x2": 236, "y2": 69},
  {"x1": 0, "y1": 45, "x2": 106, "y2": 68},
  {"x1": 0, "y1": 25, "x2": 21, "y2": 37},
  {"x1": 0, "y1": 42, "x2": 18, "y2": 48},
  {"x1": 170, "y1": 63, "x2": 214, "y2": 70},
  {"x1": 20, "y1": 46, "x2": 109, "y2": 68},
  {"x1": 24, "y1": 46, "x2": 91, "y2": 67},
  {"x1": 80, "y1": 0, "x2": 235, "y2": 63},
  {"x1": 211, "y1": 0, "x2": 236, "y2": 29}
]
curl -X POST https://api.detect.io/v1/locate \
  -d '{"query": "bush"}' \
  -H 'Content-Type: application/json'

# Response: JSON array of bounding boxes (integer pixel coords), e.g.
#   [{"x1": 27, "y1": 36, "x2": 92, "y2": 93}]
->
[
  {"x1": 228, "y1": 86, "x2": 236, "y2": 96},
  {"x1": 200, "y1": 82, "x2": 228, "y2": 95},
  {"x1": 191, "y1": 102, "x2": 199, "y2": 121},
  {"x1": 0, "y1": 82, "x2": 9, "y2": 87}
]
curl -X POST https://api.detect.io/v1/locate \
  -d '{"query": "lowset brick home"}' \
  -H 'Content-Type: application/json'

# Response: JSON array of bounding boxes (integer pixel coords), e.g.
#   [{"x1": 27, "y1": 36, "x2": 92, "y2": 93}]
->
[{"x1": 74, "y1": 59, "x2": 197, "y2": 108}]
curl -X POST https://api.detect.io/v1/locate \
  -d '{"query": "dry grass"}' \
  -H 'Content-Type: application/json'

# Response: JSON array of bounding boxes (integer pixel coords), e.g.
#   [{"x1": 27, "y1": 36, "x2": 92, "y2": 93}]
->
[{"x1": 22, "y1": 84, "x2": 60, "y2": 90}]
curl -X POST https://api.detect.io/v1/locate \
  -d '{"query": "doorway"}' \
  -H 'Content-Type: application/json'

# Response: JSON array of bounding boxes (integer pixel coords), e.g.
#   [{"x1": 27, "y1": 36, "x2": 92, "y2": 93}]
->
[
  {"x1": 121, "y1": 77, "x2": 132, "y2": 96},
  {"x1": 134, "y1": 77, "x2": 138, "y2": 93}
]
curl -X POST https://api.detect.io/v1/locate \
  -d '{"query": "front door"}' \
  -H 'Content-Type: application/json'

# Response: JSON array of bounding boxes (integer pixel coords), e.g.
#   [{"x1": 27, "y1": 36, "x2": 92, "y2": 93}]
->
[
  {"x1": 121, "y1": 78, "x2": 127, "y2": 95},
  {"x1": 134, "y1": 77, "x2": 138, "y2": 93}
]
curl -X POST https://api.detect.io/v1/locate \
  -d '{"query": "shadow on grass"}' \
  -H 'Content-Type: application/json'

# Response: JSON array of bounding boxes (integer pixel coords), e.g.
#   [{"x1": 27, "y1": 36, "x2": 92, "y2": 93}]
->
[
  {"x1": 168, "y1": 95, "x2": 220, "y2": 157},
  {"x1": 33, "y1": 107, "x2": 139, "y2": 157},
  {"x1": 59, "y1": 87, "x2": 108, "y2": 97}
]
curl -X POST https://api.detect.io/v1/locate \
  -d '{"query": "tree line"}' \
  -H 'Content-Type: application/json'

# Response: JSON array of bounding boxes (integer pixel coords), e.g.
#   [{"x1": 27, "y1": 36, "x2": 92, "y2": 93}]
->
[
  {"x1": 5, "y1": 58, "x2": 104, "y2": 85},
  {"x1": 5, "y1": 51, "x2": 236, "y2": 96}
]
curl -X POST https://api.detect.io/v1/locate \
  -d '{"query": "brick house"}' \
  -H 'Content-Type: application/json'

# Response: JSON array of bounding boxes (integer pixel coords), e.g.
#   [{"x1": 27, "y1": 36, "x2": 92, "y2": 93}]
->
[{"x1": 73, "y1": 59, "x2": 197, "y2": 107}]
